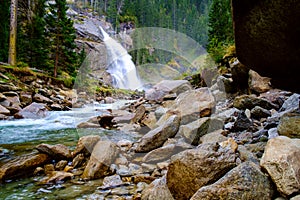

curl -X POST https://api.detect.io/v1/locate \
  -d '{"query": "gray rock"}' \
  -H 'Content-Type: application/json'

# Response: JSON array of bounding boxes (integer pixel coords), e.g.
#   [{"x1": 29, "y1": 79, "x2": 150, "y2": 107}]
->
[
  {"x1": 142, "y1": 144, "x2": 176, "y2": 163},
  {"x1": 82, "y1": 140, "x2": 119, "y2": 179},
  {"x1": 232, "y1": 111, "x2": 252, "y2": 131},
  {"x1": 0, "y1": 104, "x2": 10, "y2": 115},
  {"x1": 200, "y1": 129, "x2": 228, "y2": 144},
  {"x1": 166, "y1": 141, "x2": 237, "y2": 199},
  {"x1": 141, "y1": 176, "x2": 174, "y2": 200},
  {"x1": 135, "y1": 114, "x2": 180, "y2": 153},
  {"x1": 268, "y1": 128, "x2": 279, "y2": 139},
  {"x1": 260, "y1": 136, "x2": 300, "y2": 196},
  {"x1": 15, "y1": 102, "x2": 48, "y2": 119},
  {"x1": 280, "y1": 94, "x2": 300, "y2": 112},
  {"x1": 33, "y1": 93, "x2": 53, "y2": 104},
  {"x1": 233, "y1": 94, "x2": 277, "y2": 110},
  {"x1": 251, "y1": 106, "x2": 271, "y2": 119},
  {"x1": 35, "y1": 143, "x2": 72, "y2": 160},
  {"x1": 190, "y1": 162, "x2": 274, "y2": 200}
]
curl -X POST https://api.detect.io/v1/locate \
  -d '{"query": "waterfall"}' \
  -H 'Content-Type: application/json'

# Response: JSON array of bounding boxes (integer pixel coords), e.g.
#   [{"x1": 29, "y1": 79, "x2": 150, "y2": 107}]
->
[{"x1": 99, "y1": 27, "x2": 143, "y2": 90}]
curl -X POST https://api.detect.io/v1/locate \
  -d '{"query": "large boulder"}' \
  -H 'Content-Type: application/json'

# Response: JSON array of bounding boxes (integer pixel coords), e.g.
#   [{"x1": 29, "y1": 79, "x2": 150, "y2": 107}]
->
[
  {"x1": 171, "y1": 87, "x2": 216, "y2": 124},
  {"x1": 82, "y1": 140, "x2": 119, "y2": 179},
  {"x1": 166, "y1": 140, "x2": 237, "y2": 199},
  {"x1": 0, "y1": 153, "x2": 50, "y2": 181},
  {"x1": 15, "y1": 102, "x2": 48, "y2": 119},
  {"x1": 145, "y1": 80, "x2": 192, "y2": 101},
  {"x1": 260, "y1": 136, "x2": 300, "y2": 196},
  {"x1": 135, "y1": 114, "x2": 181, "y2": 153},
  {"x1": 190, "y1": 162, "x2": 274, "y2": 200},
  {"x1": 72, "y1": 135, "x2": 101, "y2": 156},
  {"x1": 232, "y1": 0, "x2": 300, "y2": 93}
]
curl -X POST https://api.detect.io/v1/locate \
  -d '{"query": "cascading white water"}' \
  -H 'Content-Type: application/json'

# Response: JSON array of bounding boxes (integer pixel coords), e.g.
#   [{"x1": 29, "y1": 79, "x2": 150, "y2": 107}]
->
[{"x1": 99, "y1": 27, "x2": 143, "y2": 90}]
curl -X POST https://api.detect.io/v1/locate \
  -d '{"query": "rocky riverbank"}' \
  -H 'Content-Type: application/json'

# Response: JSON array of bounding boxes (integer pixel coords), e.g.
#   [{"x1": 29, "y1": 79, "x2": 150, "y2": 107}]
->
[{"x1": 1, "y1": 60, "x2": 299, "y2": 199}]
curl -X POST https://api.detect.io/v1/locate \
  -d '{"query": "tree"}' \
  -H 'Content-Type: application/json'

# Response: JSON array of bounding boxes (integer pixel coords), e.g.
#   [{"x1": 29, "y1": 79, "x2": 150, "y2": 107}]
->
[
  {"x1": 46, "y1": 0, "x2": 79, "y2": 77},
  {"x1": 8, "y1": 0, "x2": 18, "y2": 66},
  {"x1": 0, "y1": 1, "x2": 10, "y2": 62}
]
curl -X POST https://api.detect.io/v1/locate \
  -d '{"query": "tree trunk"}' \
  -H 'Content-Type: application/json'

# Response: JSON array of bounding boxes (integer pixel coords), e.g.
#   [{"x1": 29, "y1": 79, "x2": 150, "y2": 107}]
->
[{"x1": 8, "y1": 0, "x2": 18, "y2": 66}]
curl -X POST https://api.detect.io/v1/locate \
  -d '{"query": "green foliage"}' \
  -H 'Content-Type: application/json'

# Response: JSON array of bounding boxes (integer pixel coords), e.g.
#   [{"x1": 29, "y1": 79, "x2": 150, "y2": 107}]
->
[
  {"x1": 0, "y1": 0, "x2": 10, "y2": 62},
  {"x1": 207, "y1": 0, "x2": 234, "y2": 63}
]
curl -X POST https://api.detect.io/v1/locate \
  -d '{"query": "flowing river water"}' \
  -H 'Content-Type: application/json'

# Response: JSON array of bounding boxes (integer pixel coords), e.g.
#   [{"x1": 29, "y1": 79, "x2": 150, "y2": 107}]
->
[{"x1": 0, "y1": 101, "x2": 141, "y2": 199}]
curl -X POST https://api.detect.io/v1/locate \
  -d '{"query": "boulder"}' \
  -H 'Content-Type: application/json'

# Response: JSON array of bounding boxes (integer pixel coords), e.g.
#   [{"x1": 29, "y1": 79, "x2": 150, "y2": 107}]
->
[
  {"x1": 251, "y1": 106, "x2": 271, "y2": 119},
  {"x1": 260, "y1": 136, "x2": 300, "y2": 196},
  {"x1": 171, "y1": 87, "x2": 216, "y2": 124},
  {"x1": 135, "y1": 114, "x2": 181, "y2": 153},
  {"x1": 35, "y1": 143, "x2": 72, "y2": 160},
  {"x1": 177, "y1": 117, "x2": 224, "y2": 145},
  {"x1": 232, "y1": 0, "x2": 300, "y2": 93},
  {"x1": 249, "y1": 70, "x2": 271, "y2": 93},
  {"x1": 166, "y1": 141, "x2": 237, "y2": 199},
  {"x1": 141, "y1": 176, "x2": 174, "y2": 200},
  {"x1": 145, "y1": 80, "x2": 192, "y2": 101},
  {"x1": 190, "y1": 162, "x2": 274, "y2": 200},
  {"x1": 199, "y1": 129, "x2": 228, "y2": 144},
  {"x1": 142, "y1": 144, "x2": 176, "y2": 163},
  {"x1": 0, "y1": 104, "x2": 10, "y2": 115},
  {"x1": 233, "y1": 94, "x2": 277, "y2": 110},
  {"x1": 277, "y1": 111, "x2": 300, "y2": 138},
  {"x1": 82, "y1": 140, "x2": 119, "y2": 179},
  {"x1": 72, "y1": 135, "x2": 101, "y2": 156},
  {"x1": 0, "y1": 153, "x2": 50, "y2": 181},
  {"x1": 280, "y1": 94, "x2": 300, "y2": 112},
  {"x1": 15, "y1": 102, "x2": 48, "y2": 119},
  {"x1": 33, "y1": 93, "x2": 53, "y2": 104}
]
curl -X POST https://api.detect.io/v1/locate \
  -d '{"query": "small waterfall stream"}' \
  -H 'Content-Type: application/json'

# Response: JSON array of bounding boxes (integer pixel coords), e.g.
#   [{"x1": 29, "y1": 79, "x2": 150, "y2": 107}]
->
[{"x1": 99, "y1": 27, "x2": 143, "y2": 90}]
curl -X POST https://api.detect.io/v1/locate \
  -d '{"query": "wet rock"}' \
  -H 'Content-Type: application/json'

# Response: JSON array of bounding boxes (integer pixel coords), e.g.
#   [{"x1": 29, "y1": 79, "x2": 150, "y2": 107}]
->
[
  {"x1": 190, "y1": 162, "x2": 274, "y2": 200},
  {"x1": 232, "y1": 111, "x2": 253, "y2": 132},
  {"x1": 135, "y1": 114, "x2": 180, "y2": 153},
  {"x1": 166, "y1": 141, "x2": 237, "y2": 199},
  {"x1": 232, "y1": 0, "x2": 300, "y2": 93},
  {"x1": 200, "y1": 129, "x2": 228, "y2": 144},
  {"x1": 0, "y1": 153, "x2": 50, "y2": 181},
  {"x1": 0, "y1": 114, "x2": 8, "y2": 120},
  {"x1": 35, "y1": 143, "x2": 72, "y2": 160},
  {"x1": 33, "y1": 93, "x2": 53, "y2": 104},
  {"x1": 104, "y1": 97, "x2": 115, "y2": 104},
  {"x1": 44, "y1": 164, "x2": 55, "y2": 175},
  {"x1": 0, "y1": 104, "x2": 10, "y2": 115},
  {"x1": 171, "y1": 87, "x2": 216, "y2": 124},
  {"x1": 102, "y1": 174, "x2": 123, "y2": 187},
  {"x1": 141, "y1": 176, "x2": 174, "y2": 200},
  {"x1": 117, "y1": 139, "x2": 133, "y2": 152},
  {"x1": 177, "y1": 117, "x2": 223, "y2": 145},
  {"x1": 77, "y1": 122, "x2": 101, "y2": 128},
  {"x1": 145, "y1": 80, "x2": 192, "y2": 101},
  {"x1": 278, "y1": 111, "x2": 300, "y2": 138},
  {"x1": 251, "y1": 106, "x2": 271, "y2": 119},
  {"x1": 260, "y1": 136, "x2": 300, "y2": 196},
  {"x1": 82, "y1": 140, "x2": 119, "y2": 179},
  {"x1": 249, "y1": 70, "x2": 271, "y2": 93},
  {"x1": 55, "y1": 160, "x2": 68, "y2": 171},
  {"x1": 49, "y1": 103, "x2": 63, "y2": 111},
  {"x1": 15, "y1": 102, "x2": 48, "y2": 119},
  {"x1": 41, "y1": 171, "x2": 74, "y2": 184},
  {"x1": 72, "y1": 153, "x2": 85, "y2": 168},
  {"x1": 33, "y1": 167, "x2": 44, "y2": 175},
  {"x1": 73, "y1": 135, "x2": 101, "y2": 156},
  {"x1": 233, "y1": 94, "x2": 277, "y2": 110},
  {"x1": 97, "y1": 115, "x2": 116, "y2": 129}
]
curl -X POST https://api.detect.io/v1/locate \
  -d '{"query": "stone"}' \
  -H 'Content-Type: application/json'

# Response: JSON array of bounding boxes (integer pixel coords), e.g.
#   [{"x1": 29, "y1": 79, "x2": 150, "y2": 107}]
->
[
  {"x1": 41, "y1": 171, "x2": 74, "y2": 184},
  {"x1": 135, "y1": 114, "x2": 181, "y2": 153},
  {"x1": 190, "y1": 162, "x2": 274, "y2": 200},
  {"x1": 141, "y1": 112, "x2": 157, "y2": 129},
  {"x1": 72, "y1": 135, "x2": 101, "y2": 156},
  {"x1": 291, "y1": 195, "x2": 300, "y2": 200},
  {"x1": 0, "y1": 153, "x2": 50, "y2": 181},
  {"x1": 76, "y1": 122, "x2": 101, "y2": 128},
  {"x1": 33, "y1": 93, "x2": 53, "y2": 104},
  {"x1": 72, "y1": 153, "x2": 85, "y2": 168},
  {"x1": 232, "y1": 0, "x2": 300, "y2": 93},
  {"x1": 141, "y1": 176, "x2": 174, "y2": 200},
  {"x1": 260, "y1": 136, "x2": 300, "y2": 196},
  {"x1": 230, "y1": 59, "x2": 250, "y2": 92},
  {"x1": 166, "y1": 142, "x2": 237, "y2": 199},
  {"x1": 116, "y1": 139, "x2": 133, "y2": 152},
  {"x1": 216, "y1": 75, "x2": 235, "y2": 93},
  {"x1": 177, "y1": 117, "x2": 223, "y2": 145},
  {"x1": 131, "y1": 105, "x2": 146, "y2": 124},
  {"x1": 102, "y1": 175, "x2": 123, "y2": 187},
  {"x1": 82, "y1": 140, "x2": 119, "y2": 179},
  {"x1": 232, "y1": 111, "x2": 253, "y2": 132},
  {"x1": 44, "y1": 164, "x2": 55, "y2": 175},
  {"x1": 20, "y1": 92, "x2": 32, "y2": 105},
  {"x1": 55, "y1": 160, "x2": 68, "y2": 171},
  {"x1": 35, "y1": 143, "x2": 72, "y2": 160},
  {"x1": 132, "y1": 174, "x2": 156, "y2": 184},
  {"x1": 142, "y1": 144, "x2": 176, "y2": 163},
  {"x1": 171, "y1": 87, "x2": 216, "y2": 124},
  {"x1": 104, "y1": 97, "x2": 115, "y2": 104},
  {"x1": 278, "y1": 111, "x2": 300, "y2": 138},
  {"x1": 0, "y1": 104, "x2": 10, "y2": 115},
  {"x1": 145, "y1": 80, "x2": 192, "y2": 101},
  {"x1": 280, "y1": 94, "x2": 300, "y2": 112},
  {"x1": 49, "y1": 103, "x2": 62, "y2": 111},
  {"x1": 15, "y1": 102, "x2": 48, "y2": 119},
  {"x1": 200, "y1": 129, "x2": 228, "y2": 144},
  {"x1": 249, "y1": 70, "x2": 271, "y2": 93},
  {"x1": 251, "y1": 106, "x2": 271, "y2": 119},
  {"x1": 234, "y1": 94, "x2": 276, "y2": 110}
]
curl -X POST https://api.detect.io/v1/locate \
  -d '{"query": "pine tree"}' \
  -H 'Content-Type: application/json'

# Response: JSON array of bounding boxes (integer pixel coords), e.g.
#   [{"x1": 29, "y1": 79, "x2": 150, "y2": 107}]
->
[
  {"x1": 0, "y1": 1, "x2": 10, "y2": 63},
  {"x1": 46, "y1": 0, "x2": 79, "y2": 77}
]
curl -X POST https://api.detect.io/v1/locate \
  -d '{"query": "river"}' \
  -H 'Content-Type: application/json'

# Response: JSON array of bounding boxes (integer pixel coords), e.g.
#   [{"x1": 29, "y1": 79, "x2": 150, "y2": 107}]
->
[{"x1": 0, "y1": 101, "x2": 141, "y2": 199}]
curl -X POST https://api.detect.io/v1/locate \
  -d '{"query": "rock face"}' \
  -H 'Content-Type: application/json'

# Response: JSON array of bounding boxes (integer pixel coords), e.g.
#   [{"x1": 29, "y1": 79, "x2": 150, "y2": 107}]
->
[
  {"x1": 171, "y1": 87, "x2": 216, "y2": 124},
  {"x1": 0, "y1": 153, "x2": 50, "y2": 181},
  {"x1": 232, "y1": 0, "x2": 300, "y2": 92},
  {"x1": 135, "y1": 114, "x2": 180, "y2": 153},
  {"x1": 190, "y1": 162, "x2": 274, "y2": 200},
  {"x1": 166, "y1": 141, "x2": 237, "y2": 199},
  {"x1": 260, "y1": 136, "x2": 300, "y2": 196},
  {"x1": 82, "y1": 140, "x2": 119, "y2": 179}
]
